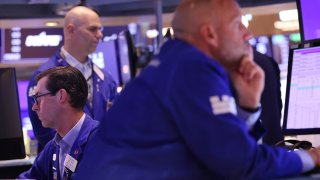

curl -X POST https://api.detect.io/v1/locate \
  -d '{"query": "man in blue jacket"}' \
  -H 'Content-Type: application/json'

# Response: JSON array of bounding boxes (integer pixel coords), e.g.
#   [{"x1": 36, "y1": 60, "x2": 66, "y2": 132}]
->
[
  {"x1": 27, "y1": 6, "x2": 117, "y2": 152},
  {"x1": 19, "y1": 66, "x2": 99, "y2": 179},
  {"x1": 75, "y1": 0, "x2": 320, "y2": 179}
]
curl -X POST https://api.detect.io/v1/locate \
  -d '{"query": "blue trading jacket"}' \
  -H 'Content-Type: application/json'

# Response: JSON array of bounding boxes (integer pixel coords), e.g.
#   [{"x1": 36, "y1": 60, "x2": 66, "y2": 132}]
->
[
  {"x1": 18, "y1": 115, "x2": 99, "y2": 180},
  {"x1": 27, "y1": 51, "x2": 117, "y2": 151},
  {"x1": 74, "y1": 39, "x2": 302, "y2": 179}
]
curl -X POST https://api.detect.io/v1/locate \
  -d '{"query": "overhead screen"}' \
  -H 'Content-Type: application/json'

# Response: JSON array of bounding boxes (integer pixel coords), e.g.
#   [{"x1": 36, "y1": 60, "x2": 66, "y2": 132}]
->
[
  {"x1": 297, "y1": 0, "x2": 320, "y2": 42},
  {"x1": 0, "y1": 67, "x2": 26, "y2": 160},
  {"x1": 1, "y1": 27, "x2": 63, "y2": 62},
  {"x1": 283, "y1": 43, "x2": 320, "y2": 135}
]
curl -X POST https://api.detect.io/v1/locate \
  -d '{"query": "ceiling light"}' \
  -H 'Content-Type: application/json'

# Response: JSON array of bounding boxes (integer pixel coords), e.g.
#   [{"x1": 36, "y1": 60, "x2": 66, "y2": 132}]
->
[
  {"x1": 146, "y1": 29, "x2": 159, "y2": 39},
  {"x1": 274, "y1": 20, "x2": 299, "y2": 31},
  {"x1": 45, "y1": 22, "x2": 59, "y2": 27},
  {"x1": 162, "y1": 27, "x2": 173, "y2": 37},
  {"x1": 242, "y1": 15, "x2": 249, "y2": 28},
  {"x1": 279, "y1": 9, "x2": 298, "y2": 22}
]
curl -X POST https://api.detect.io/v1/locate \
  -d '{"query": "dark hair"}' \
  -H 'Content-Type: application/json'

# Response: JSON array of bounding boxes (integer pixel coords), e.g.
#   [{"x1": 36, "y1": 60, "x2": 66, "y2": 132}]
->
[{"x1": 36, "y1": 66, "x2": 88, "y2": 110}]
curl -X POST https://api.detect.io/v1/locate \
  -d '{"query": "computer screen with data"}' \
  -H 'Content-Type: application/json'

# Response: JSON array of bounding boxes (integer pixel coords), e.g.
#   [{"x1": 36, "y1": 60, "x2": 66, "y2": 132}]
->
[{"x1": 283, "y1": 44, "x2": 320, "y2": 135}]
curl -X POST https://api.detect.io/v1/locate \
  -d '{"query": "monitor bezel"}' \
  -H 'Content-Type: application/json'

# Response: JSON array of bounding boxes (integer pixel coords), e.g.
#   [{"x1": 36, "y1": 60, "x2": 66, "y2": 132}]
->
[
  {"x1": 115, "y1": 29, "x2": 137, "y2": 86},
  {"x1": 282, "y1": 42, "x2": 320, "y2": 135}
]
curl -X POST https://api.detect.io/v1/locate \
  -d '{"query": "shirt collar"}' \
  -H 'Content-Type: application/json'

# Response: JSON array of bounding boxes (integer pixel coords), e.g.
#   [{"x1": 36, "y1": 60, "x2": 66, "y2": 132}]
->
[
  {"x1": 53, "y1": 113, "x2": 86, "y2": 148},
  {"x1": 61, "y1": 47, "x2": 92, "y2": 79},
  {"x1": 61, "y1": 47, "x2": 92, "y2": 70}
]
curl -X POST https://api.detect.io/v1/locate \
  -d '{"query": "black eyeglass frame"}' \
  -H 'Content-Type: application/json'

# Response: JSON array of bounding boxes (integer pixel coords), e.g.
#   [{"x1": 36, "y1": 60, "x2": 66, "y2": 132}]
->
[{"x1": 32, "y1": 92, "x2": 52, "y2": 105}]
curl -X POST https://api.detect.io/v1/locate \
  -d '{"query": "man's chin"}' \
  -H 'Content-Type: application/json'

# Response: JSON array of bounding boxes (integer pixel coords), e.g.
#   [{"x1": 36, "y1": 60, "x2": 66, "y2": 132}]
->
[{"x1": 41, "y1": 122, "x2": 48, "y2": 128}]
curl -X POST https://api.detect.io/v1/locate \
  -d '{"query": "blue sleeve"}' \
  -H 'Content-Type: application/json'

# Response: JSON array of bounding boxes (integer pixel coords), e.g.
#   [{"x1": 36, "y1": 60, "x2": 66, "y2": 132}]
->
[
  {"x1": 27, "y1": 72, "x2": 55, "y2": 151},
  {"x1": 295, "y1": 150, "x2": 315, "y2": 172},
  {"x1": 17, "y1": 142, "x2": 53, "y2": 179},
  {"x1": 168, "y1": 59, "x2": 302, "y2": 178}
]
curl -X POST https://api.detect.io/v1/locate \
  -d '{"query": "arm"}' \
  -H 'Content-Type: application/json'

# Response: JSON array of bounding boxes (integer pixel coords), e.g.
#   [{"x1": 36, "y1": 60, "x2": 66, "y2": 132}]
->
[
  {"x1": 17, "y1": 142, "x2": 53, "y2": 179},
  {"x1": 169, "y1": 54, "x2": 301, "y2": 178}
]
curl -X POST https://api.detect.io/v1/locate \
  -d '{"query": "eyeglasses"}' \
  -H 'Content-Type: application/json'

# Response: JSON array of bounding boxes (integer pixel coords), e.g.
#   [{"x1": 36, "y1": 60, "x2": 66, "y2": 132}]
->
[{"x1": 32, "y1": 92, "x2": 52, "y2": 105}]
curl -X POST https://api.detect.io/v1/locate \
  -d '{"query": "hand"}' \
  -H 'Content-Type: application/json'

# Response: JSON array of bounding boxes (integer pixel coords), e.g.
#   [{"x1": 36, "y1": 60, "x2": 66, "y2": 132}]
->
[
  {"x1": 229, "y1": 47, "x2": 265, "y2": 109},
  {"x1": 308, "y1": 148, "x2": 320, "y2": 167}
]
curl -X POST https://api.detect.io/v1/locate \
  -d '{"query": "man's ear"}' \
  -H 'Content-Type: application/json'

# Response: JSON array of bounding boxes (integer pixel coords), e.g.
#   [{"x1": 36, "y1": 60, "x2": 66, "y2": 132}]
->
[
  {"x1": 57, "y1": 89, "x2": 69, "y2": 104},
  {"x1": 199, "y1": 24, "x2": 218, "y2": 47},
  {"x1": 66, "y1": 24, "x2": 75, "y2": 35}
]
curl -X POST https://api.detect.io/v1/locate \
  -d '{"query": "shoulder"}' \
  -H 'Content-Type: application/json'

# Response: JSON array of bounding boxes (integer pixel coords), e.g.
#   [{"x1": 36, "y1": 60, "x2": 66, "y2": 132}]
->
[
  {"x1": 84, "y1": 115, "x2": 100, "y2": 129},
  {"x1": 34, "y1": 139, "x2": 57, "y2": 161},
  {"x1": 253, "y1": 51, "x2": 279, "y2": 72},
  {"x1": 160, "y1": 39, "x2": 225, "y2": 76},
  {"x1": 92, "y1": 64, "x2": 116, "y2": 84}
]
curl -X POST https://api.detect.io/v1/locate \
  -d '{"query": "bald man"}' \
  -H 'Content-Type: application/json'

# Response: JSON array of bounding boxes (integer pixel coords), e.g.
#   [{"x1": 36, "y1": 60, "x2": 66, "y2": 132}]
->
[
  {"x1": 75, "y1": 0, "x2": 320, "y2": 179},
  {"x1": 27, "y1": 6, "x2": 117, "y2": 152}
]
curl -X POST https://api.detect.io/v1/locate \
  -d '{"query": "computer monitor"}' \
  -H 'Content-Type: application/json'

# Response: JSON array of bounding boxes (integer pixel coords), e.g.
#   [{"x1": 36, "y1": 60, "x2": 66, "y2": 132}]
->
[
  {"x1": 296, "y1": 0, "x2": 320, "y2": 42},
  {"x1": 282, "y1": 43, "x2": 320, "y2": 135},
  {"x1": 91, "y1": 39, "x2": 120, "y2": 85},
  {"x1": 0, "y1": 67, "x2": 26, "y2": 160},
  {"x1": 116, "y1": 30, "x2": 137, "y2": 86}
]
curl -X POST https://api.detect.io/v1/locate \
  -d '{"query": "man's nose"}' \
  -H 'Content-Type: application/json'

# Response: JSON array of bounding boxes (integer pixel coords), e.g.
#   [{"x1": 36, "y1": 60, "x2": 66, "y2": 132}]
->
[
  {"x1": 243, "y1": 24, "x2": 253, "y2": 41},
  {"x1": 32, "y1": 102, "x2": 38, "y2": 111},
  {"x1": 96, "y1": 30, "x2": 103, "y2": 39}
]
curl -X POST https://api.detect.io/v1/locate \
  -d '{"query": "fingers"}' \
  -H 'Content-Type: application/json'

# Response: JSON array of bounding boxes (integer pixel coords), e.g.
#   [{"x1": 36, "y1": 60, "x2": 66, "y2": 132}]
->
[{"x1": 238, "y1": 57, "x2": 264, "y2": 81}]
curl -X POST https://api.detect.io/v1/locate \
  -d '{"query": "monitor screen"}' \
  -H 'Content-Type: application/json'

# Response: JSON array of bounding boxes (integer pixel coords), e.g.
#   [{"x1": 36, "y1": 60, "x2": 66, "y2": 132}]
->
[
  {"x1": 297, "y1": 0, "x2": 320, "y2": 42},
  {"x1": 0, "y1": 67, "x2": 26, "y2": 160},
  {"x1": 116, "y1": 30, "x2": 137, "y2": 86},
  {"x1": 283, "y1": 44, "x2": 320, "y2": 135},
  {"x1": 1, "y1": 27, "x2": 63, "y2": 63},
  {"x1": 90, "y1": 39, "x2": 120, "y2": 85}
]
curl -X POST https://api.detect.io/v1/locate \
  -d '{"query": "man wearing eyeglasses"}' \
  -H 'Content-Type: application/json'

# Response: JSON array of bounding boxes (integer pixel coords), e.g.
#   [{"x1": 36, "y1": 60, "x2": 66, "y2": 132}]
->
[
  {"x1": 19, "y1": 66, "x2": 99, "y2": 180},
  {"x1": 27, "y1": 6, "x2": 117, "y2": 153}
]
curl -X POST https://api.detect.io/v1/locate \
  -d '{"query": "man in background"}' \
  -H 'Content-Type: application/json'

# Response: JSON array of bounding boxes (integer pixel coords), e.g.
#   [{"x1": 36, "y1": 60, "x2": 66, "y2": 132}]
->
[
  {"x1": 27, "y1": 6, "x2": 117, "y2": 152},
  {"x1": 75, "y1": 0, "x2": 320, "y2": 179},
  {"x1": 253, "y1": 49, "x2": 284, "y2": 145},
  {"x1": 19, "y1": 66, "x2": 99, "y2": 179}
]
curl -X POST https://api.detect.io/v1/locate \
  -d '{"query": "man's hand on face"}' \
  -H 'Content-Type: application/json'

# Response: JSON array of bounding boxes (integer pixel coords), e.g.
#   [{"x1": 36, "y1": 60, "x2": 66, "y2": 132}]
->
[{"x1": 230, "y1": 46, "x2": 265, "y2": 109}]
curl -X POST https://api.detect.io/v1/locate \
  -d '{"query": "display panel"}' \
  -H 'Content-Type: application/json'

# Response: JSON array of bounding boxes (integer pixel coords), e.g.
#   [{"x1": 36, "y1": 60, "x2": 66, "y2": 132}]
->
[
  {"x1": 0, "y1": 67, "x2": 26, "y2": 160},
  {"x1": 296, "y1": 0, "x2": 320, "y2": 42},
  {"x1": 283, "y1": 43, "x2": 320, "y2": 135},
  {"x1": 1, "y1": 27, "x2": 63, "y2": 62},
  {"x1": 116, "y1": 30, "x2": 137, "y2": 86},
  {"x1": 90, "y1": 39, "x2": 120, "y2": 85}
]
